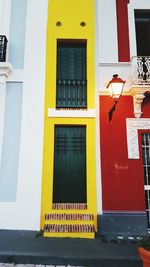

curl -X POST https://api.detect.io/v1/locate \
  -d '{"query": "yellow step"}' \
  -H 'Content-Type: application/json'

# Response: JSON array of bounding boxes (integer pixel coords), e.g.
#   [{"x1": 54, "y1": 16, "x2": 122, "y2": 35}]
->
[
  {"x1": 44, "y1": 232, "x2": 95, "y2": 239},
  {"x1": 43, "y1": 223, "x2": 95, "y2": 239},
  {"x1": 44, "y1": 223, "x2": 95, "y2": 233},
  {"x1": 45, "y1": 220, "x2": 94, "y2": 225},
  {"x1": 45, "y1": 213, "x2": 94, "y2": 221},
  {"x1": 52, "y1": 203, "x2": 87, "y2": 210},
  {"x1": 42, "y1": 211, "x2": 96, "y2": 239}
]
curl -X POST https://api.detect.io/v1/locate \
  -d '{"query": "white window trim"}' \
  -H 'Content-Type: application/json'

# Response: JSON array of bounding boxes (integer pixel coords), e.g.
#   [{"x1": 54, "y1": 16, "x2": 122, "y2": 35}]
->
[
  {"x1": 48, "y1": 108, "x2": 96, "y2": 118},
  {"x1": 126, "y1": 118, "x2": 150, "y2": 159}
]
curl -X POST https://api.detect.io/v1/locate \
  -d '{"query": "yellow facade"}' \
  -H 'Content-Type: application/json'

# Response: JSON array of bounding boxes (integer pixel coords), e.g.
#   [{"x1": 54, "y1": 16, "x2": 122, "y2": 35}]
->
[{"x1": 41, "y1": 0, "x2": 97, "y2": 238}]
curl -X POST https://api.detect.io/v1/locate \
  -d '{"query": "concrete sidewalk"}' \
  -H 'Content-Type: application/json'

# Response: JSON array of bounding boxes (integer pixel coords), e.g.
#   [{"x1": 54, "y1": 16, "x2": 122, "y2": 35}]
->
[{"x1": 0, "y1": 230, "x2": 142, "y2": 266}]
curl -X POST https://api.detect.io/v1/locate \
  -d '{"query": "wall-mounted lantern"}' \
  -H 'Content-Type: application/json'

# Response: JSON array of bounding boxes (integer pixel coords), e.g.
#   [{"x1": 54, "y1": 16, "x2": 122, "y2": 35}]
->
[
  {"x1": 107, "y1": 74, "x2": 125, "y2": 99},
  {"x1": 107, "y1": 74, "x2": 125, "y2": 122}
]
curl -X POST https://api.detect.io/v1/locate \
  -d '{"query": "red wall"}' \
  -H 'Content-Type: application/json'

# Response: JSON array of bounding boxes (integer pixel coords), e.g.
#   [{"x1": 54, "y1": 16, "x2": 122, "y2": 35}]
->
[{"x1": 100, "y1": 95, "x2": 150, "y2": 212}]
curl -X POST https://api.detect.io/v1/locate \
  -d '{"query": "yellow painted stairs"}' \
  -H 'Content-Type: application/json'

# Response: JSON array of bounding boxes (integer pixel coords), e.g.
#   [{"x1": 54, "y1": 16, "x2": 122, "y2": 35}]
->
[{"x1": 43, "y1": 209, "x2": 97, "y2": 238}]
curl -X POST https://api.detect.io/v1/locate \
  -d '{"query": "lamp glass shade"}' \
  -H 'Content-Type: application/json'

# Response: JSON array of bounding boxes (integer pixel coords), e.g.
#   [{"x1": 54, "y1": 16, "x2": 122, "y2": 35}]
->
[
  {"x1": 108, "y1": 82, "x2": 124, "y2": 98},
  {"x1": 107, "y1": 74, "x2": 125, "y2": 99}
]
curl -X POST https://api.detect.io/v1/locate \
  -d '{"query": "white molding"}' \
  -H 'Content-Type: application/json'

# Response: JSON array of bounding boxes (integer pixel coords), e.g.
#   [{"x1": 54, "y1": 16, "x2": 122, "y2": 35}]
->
[
  {"x1": 7, "y1": 70, "x2": 24, "y2": 82},
  {"x1": 48, "y1": 109, "x2": 96, "y2": 118},
  {"x1": 0, "y1": 62, "x2": 13, "y2": 77},
  {"x1": 100, "y1": 85, "x2": 150, "y2": 96},
  {"x1": 129, "y1": 87, "x2": 150, "y2": 95},
  {"x1": 126, "y1": 118, "x2": 150, "y2": 159},
  {"x1": 98, "y1": 90, "x2": 133, "y2": 96},
  {"x1": 99, "y1": 62, "x2": 130, "y2": 67}
]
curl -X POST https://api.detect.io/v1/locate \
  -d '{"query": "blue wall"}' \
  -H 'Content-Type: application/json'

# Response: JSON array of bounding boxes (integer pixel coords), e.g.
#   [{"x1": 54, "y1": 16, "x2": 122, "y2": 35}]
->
[
  {"x1": 0, "y1": 83, "x2": 23, "y2": 202},
  {"x1": 8, "y1": 0, "x2": 27, "y2": 68}
]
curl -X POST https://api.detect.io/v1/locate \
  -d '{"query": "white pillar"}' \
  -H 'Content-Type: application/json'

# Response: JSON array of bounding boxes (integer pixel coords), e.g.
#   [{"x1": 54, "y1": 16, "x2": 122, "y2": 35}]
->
[{"x1": 0, "y1": 63, "x2": 12, "y2": 167}]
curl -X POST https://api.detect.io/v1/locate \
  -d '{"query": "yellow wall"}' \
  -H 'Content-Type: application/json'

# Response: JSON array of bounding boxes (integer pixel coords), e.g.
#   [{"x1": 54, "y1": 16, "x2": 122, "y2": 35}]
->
[
  {"x1": 45, "y1": 0, "x2": 95, "y2": 110},
  {"x1": 41, "y1": 0, "x2": 97, "y2": 236}
]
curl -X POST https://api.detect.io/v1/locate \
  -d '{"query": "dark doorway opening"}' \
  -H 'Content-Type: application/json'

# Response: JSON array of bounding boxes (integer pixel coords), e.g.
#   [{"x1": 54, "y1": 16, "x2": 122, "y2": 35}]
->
[{"x1": 135, "y1": 10, "x2": 150, "y2": 56}]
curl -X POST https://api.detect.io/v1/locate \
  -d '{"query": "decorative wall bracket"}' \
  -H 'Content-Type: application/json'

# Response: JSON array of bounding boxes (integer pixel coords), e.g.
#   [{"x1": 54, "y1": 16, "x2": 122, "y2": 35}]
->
[
  {"x1": 128, "y1": 87, "x2": 149, "y2": 118},
  {"x1": 133, "y1": 92, "x2": 145, "y2": 118}
]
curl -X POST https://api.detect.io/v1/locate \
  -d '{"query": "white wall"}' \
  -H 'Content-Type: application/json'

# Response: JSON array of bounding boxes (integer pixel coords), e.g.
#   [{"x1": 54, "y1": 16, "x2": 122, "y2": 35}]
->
[
  {"x1": 0, "y1": 0, "x2": 11, "y2": 42},
  {"x1": 97, "y1": 0, "x2": 125, "y2": 92},
  {"x1": 97, "y1": 0, "x2": 118, "y2": 63},
  {"x1": 0, "y1": 0, "x2": 48, "y2": 230}
]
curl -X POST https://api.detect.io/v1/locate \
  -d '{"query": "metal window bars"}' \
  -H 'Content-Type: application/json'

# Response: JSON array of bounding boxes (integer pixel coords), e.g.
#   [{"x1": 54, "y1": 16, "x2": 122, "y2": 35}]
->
[
  {"x1": 56, "y1": 79, "x2": 87, "y2": 108},
  {"x1": 129, "y1": 56, "x2": 150, "y2": 86},
  {"x1": 0, "y1": 35, "x2": 8, "y2": 62},
  {"x1": 142, "y1": 133, "x2": 150, "y2": 228}
]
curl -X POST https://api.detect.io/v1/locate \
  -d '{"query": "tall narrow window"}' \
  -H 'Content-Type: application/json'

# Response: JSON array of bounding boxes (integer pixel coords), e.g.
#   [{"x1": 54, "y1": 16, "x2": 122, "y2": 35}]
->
[
  {"x1": 56, "y1": 40, "x2": 87, "y2": 108},
  {"x1": 135, "y1": 11, "x2": 150, "y2": 56},
  {"x1": 142, "y1": 133, "x2": 150, "y2": 228}
]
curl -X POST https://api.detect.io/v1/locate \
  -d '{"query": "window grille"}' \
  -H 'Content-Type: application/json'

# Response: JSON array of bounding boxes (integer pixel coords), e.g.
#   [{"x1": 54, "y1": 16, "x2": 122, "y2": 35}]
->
[
  {"x1": 56, "y1": 41, "x2": 87, "y2": 108},
  {"x1": 142, "y1": 133, "x2": 150, "y2": 228}
]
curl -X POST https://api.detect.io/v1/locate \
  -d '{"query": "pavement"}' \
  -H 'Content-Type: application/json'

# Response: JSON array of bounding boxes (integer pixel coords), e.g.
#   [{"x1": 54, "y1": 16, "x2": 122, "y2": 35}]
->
[{"x1": 0, "y1": 230, "x2": 142, "y2": 267}]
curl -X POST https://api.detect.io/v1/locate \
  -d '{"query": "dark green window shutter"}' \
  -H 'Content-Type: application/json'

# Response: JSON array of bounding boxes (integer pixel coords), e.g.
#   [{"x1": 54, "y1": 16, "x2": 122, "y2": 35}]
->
[
  {"x1": 53, "y1": 126, "x2": 87, "y2": 203},
  {"x1": 56, "y1": 41, "x2": 87, "y2": 108}
]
